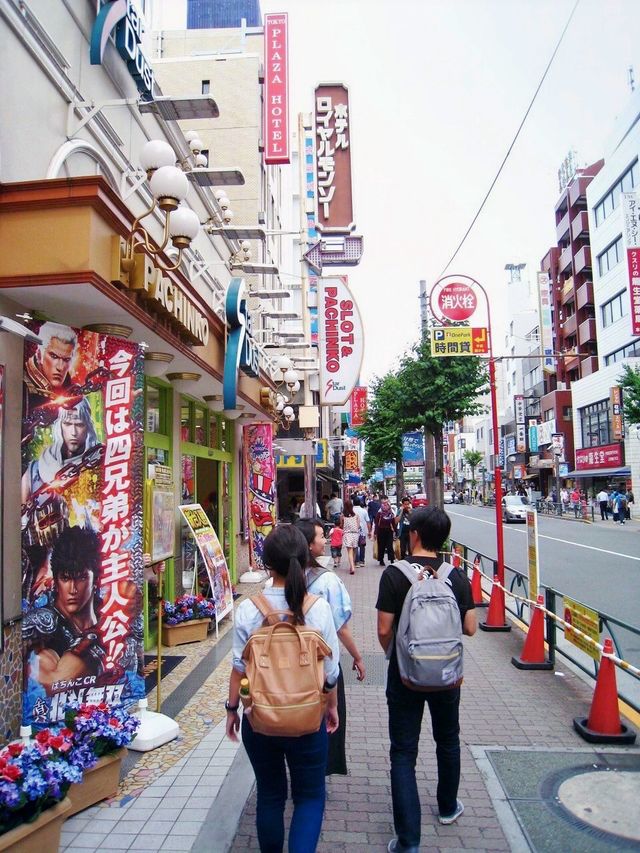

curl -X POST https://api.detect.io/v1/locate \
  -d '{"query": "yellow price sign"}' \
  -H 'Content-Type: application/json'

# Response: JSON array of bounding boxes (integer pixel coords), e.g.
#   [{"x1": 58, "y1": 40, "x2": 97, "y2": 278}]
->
[{"x1": 431, "y1": 326, "x2": 489, "y2": 356}]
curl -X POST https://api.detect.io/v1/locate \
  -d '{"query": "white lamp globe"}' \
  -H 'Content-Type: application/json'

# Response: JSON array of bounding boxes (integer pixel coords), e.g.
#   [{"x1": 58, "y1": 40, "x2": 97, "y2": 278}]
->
[
  {"x1": 283, "y1": 405, "x2": 294, "y2": 418},
  {"x1": 277, "y1": 355, "x2": 292, "y2": 371},
  {"x1": 218, "y1": 195, "x2": 230, "y2": 211},
  {"x1": 240, "y1": 240, "x2": 251, "y2": 251},
  {"x1": 189, "y1": 137, "x2": 204, "y2": 154},
  {"x1": 140, "y1": 140, "x2": 176, "y2": 174},
  {"x1": 215, "y1": 189, "x2": 226, "y2": 201},
  {"x1": 194, "y1": 153, "x2": 208, "y2": 167},
  {"x1": 169, "y1": 207, "x2": 200, "y2": 248},
  {"x1": 184, "y1": 130, "x2": 200, "y2": 142},
  {"x1": 223, "y1": 209, "x2": 234, "y2": 223},
  {"x1": 149, "y1": 166, "x2": 189, "y2": 211},
  {"x1": 292, "y1": 380, "x2": 301, "y2": 393},
  {"x1": 284, "y1": 369, "x2": 299, "y2": 386}
]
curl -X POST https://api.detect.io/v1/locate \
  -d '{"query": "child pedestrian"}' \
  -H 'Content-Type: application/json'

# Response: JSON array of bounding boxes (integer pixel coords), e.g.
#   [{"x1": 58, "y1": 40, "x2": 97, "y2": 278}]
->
[{"x1": 330, "y1": 523, "x2": 344, "y2": 569}]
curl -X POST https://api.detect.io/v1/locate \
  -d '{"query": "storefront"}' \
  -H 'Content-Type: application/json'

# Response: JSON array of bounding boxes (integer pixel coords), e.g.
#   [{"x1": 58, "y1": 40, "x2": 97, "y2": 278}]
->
[{"x1": 567, "y1": 443, "x2": 630, "y2": 496}]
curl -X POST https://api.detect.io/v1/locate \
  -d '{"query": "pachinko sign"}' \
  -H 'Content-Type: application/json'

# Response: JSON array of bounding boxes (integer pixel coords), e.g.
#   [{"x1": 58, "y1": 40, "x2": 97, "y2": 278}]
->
[
  {"x1": 318, "y1": 276, "x2": 364, "y2": 405},
  {"x1": 243, "y1": 423, "x2": 277, "y2": 572},
  {"x1": 21, "y1": 322, "x2": 144, "y2": 725}
]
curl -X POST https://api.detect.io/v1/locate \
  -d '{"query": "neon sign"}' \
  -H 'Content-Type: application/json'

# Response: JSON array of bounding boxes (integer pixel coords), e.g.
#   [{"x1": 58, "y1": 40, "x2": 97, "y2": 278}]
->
[{"x1": 90, "y1": 0, "x2": 155, "y2": 99}]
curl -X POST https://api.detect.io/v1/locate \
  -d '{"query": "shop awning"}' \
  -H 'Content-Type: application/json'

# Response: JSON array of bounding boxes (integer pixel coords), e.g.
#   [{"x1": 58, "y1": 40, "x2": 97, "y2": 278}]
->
[
  {"x1": 317, "y1": 472, "x2": 342, "y2": 486},
  {"x1": 566, "y1": 466, "x2": 630, "y2": 479}
]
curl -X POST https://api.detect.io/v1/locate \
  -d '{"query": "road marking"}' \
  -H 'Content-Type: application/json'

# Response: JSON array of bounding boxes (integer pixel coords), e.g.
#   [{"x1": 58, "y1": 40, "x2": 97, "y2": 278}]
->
[{"x1": 449, "y1": 510, "x2": 640, "y2": 562}]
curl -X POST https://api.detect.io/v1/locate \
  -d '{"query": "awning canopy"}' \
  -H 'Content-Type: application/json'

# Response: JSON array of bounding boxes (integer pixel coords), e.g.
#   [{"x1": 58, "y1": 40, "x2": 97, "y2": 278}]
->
[
  {"x1": 317, "y1": 472, "x2": 341, "y2": 486},
  {"x1": 566, "y1": 466, "x2": 630, "y2": 479}
]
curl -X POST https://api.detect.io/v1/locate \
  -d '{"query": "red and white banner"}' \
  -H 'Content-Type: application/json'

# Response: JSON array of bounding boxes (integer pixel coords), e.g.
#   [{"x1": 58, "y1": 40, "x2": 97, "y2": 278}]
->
[
  {"x1": 264, "y1": 13, "x2": 289, "y2": 165},
  {"x1": 318, "y1": 276, "x2": 364, "y2": 406},
  {"x1": 575, "y1": 443, "x2": 623, "y2": 471},
  {"x1": 350, "y1": 386, "x2": 367, "y2": 427},
  {"x1": 621, "y1": 192, "x2": 640, "y2": 335}
]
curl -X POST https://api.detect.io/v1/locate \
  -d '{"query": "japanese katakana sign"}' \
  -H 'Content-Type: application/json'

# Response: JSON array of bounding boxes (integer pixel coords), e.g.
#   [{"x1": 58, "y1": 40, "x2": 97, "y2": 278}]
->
[
  {"x1": 621, "y1": 192, "x2": 640, "y2": 335},
  {"x1": 314, "y1": 83, "x2": 355, "y2": 233}
]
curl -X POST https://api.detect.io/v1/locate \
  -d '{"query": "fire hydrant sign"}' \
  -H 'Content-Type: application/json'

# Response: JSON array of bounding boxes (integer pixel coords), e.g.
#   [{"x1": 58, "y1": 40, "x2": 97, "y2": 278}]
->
[
  {"x1": 562, "y1": 597, "x2": 600, "y2": 661},
  {"x1": 318, "y1": 276, "x2": 364, "y2": 405}
]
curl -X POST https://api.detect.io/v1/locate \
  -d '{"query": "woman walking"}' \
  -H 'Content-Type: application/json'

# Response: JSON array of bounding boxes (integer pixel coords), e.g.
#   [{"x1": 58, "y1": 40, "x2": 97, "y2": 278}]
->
[
  {"x1": 373, "y1": 498, "x2": 397, "y2": 566},
  {"x1": 297, "y1": 519, "x2": 366, "y2": 776},
  {"x1": 341, "y1": 499, "x2": 360, "y2": 575},
  {"x1": 226, "y1": 525, "x2": 339, "y2": 852}
]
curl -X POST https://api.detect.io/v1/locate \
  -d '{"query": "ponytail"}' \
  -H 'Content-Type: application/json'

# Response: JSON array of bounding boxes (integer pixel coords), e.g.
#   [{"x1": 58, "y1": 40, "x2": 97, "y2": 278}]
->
[
  {"x1": 263, "y1": 524, "x2": 311, "y2": 625},
  {"x1": 284, "y1": 554, "x2": 306, "y2": 625}
]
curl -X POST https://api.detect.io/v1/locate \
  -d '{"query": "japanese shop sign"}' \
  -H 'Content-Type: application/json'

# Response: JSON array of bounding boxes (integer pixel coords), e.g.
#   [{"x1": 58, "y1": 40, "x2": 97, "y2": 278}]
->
[
  {"x1": 350, "y1": 386, "x2": 367, "y2": 427},
  {"x1": 264, "y1": 14, "x2": 290, "y2": 164},
  {"x1": 621, "y1": 192, "x2": 640, "y2": 336},
  {"x1": 21, "y1": 323, "x2": 145, "y2": 725},
  {"x1": 575, "y1": 443, "x2": 623, "y2": 470},
  {"x1": 275, "y1": 438, "x2": 329, "y2": 468},
  {"x1": 90, "y1": 0, "x2": 155, "y2": 98},
  {"x1": 514, "y1": 395, "x2": 526, "y2": 452},
  {"x1": 344, "y1": 450, "x2": 359, "y2": 471},
  {"x1": 314, "y1": 83, "x2": 355, "y2": 233},
  {"x1": 318, "y1": 276, "x2": 364, "y2": 405},
  {"x1": 563, "y1": 597, "x2": 600, "y2": 661},
  {"x1": 526, "y1": 509, "x2": 539, "y2": 601},
  {"x1": 610, "y1": 386, "x2": 623, "y2": 441},
  {"x1": 223, "y1": 278, "x2": 260, "y2": 410},
  {"x1": 431, "y1": 327, "x2": 489, "y2": 356},
  {"x1": 537, "y1": 271, "x2": 555, "y2": 373}
]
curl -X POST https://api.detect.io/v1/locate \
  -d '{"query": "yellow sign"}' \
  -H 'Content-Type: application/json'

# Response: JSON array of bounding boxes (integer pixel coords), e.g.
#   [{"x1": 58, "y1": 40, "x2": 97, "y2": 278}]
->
[
  {"x1": 431, "y1": 326, "x2": 489, "y2": 356},
  {"x1": 275, "y1": 438, "x2": 329, "y2": 469},
  {"x1": 526, "y1": 509, "x2": 539, "y2": 600},
  {"x1": 563, "y1": 597, "x2": 600, "y2": 660},
  {"x1": 344, "y1": 450, "x2": 359, "y2": 471}
]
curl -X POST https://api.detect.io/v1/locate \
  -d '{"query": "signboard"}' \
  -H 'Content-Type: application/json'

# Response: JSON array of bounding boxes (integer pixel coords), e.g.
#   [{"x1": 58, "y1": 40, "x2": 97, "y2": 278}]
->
[
  {"x1": 344, "y1": 450, "x2": 359, "y2": 471},
  {"x1": 528, "y1": 425, "x2": 539, "y2": 453},
  {"x1": 264, "y1": 14, "x2": 290, "y2": 164},
  {"x1": 431, "y1": 327, "x2": 489, "y2": 356},
  {"x1": 243, "y1": 423, "x2": 277, "y2": 571},
  {"x1": 516, "y1": 424, "x2": 527, "y2": 454},
  {"x1": 314, "y1": 83, "x2": 354, "y2": 233},
  {"x1": 275, "y1": 438, "x2": 329, "y2": 468},
  {"x1": 514, "y1": 395, "x2": 525, "y2": 426},
  {"x1": 436, "y1": 282, "x2": 477, "y2": 321},
  {"x1": 223, "y1": 278, "x2": 260, "y2": 410},
  {"x1": 537, "y1": 271, "x2": 555, "y2": 373},
  {"x1": 21, "y1": 324, "x2": 145, "y2": 725},
  {"x1": 383, "y1": 461, "x2": 397, "y2": 478},
  {"x1": 610, "y1": 386, "x2": 623, "y2": 441},
  {"x1": 551, "y1": 432, "x2": 565, "y2": 462},
  {"x1": 179, "y1": 504, "x2": 234, "y2": 624},
  {"x1": 303, "y1": 235, "x2": 364, "y2": 273},
  {"x1": 0, "y1": 365, "x2": 3, "y2": 650},
  {"x1": 350, "y1": 386, "x2": 367, "y2": 427},
  {"x1": 536, "y1": 418, "x2": 556, "y2": 447},
  {"x1": 563, "y1": 596, "x2": 600, "y2": 660},
  {"x1": 526, "y1": 509, "x2": 539, "y2": 600},
  {"x1": 402, "y1": 431, "x2": 424, "y2": 466},
  {"x1": 575, "y1": 443, "x2": 623, "y2": 471},
  {"x1": 149, "y1": 486, "x2": 175, "y2": 563},
  {"x1": 318, "y1": 276, "x2": 364, "y2": 405},
  {"x1": 498, "y1": 436, "x2": 505, "y2": 468},
  {"x1": 621, "y1": 192, "x2": 640, "y2": 336},
  {"x1": 90, "y1": 0, "x2": 155, "y2": 98}
]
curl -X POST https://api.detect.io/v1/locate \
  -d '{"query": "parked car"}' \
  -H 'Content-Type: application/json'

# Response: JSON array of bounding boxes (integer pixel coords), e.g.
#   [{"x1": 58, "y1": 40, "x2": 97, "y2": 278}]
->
[
  {"x1": 443, "y1": 491, "x2": 455, "y2": 504},
  {"x1": 502, "y1": 495, "x2": 529, "y2": 523},
  {"x1": 411, "y1": 493, "x2": 429, "y2": 508}
]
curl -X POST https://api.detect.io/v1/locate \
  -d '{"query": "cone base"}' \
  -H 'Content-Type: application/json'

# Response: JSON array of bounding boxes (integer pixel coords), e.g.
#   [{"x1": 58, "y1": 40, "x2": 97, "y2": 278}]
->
[
  {"x1": 573, "y1": 716, "x2": 636, "y2": 745},
  {"x1": 511, "y1": 655, "x2": 553, "y2": 670},
  {"x1": 479, "y1": 622, "x2": 511, "y2": 632}
]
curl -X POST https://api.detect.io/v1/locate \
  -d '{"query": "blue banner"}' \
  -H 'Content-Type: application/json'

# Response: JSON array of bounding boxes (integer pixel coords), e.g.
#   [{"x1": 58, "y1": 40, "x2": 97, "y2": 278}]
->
[
  {"x1": 383, "y1": 461, "x2": 397, "y2": 478},
  {"x1": 402, "y1": 431, "x2": 424, "y2": 466}
]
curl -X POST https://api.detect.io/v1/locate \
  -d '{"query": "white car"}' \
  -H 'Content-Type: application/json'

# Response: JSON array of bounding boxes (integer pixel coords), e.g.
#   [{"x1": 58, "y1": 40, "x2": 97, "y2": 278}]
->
[
  {"x1": 443, "y1": 491, "x2": 455, "y2": 504},
  {"x1": 502, "y1": 495, "x2": 529, "y2": 523}
]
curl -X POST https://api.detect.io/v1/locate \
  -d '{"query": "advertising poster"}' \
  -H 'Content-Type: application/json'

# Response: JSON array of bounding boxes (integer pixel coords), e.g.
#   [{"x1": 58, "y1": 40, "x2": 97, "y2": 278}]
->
[
  {"x1": 21, "y1": 323, "x2": 145, "y2": 725},
  {"x1": 179, "y1": 505, "x2": 233, "y2": 623},
  {"x1": 243, "y1": 423, "x2": 277, "y2": 572},
  {"x1": 402, "y1": 431, "x2": 425, "y2": 467},
  {"x1": 563, "y1": 597, "x2": 600, "y2": 661},
  {"x1": 0, "y1": 365, "x2": 3, "y2": 651}
]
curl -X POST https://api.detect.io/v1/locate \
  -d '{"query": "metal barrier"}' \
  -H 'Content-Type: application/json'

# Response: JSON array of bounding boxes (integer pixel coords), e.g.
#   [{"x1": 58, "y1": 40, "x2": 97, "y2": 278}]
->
[
  {"x1": 534, "y1": 499, "x2": 596, "y2": 523},
  {"x1": 449, "y1": 540, "x2": 640, "y2": 714}
]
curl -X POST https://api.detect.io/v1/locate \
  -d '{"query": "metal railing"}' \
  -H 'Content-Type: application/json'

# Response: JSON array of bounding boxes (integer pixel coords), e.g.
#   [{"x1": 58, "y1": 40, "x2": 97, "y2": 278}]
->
[
  {"x1": 534, "y1": 498, "x2": 596, "y2": 522},
  {"x1": 450, "y1": 540, "x2": 640, "y2": 714}
]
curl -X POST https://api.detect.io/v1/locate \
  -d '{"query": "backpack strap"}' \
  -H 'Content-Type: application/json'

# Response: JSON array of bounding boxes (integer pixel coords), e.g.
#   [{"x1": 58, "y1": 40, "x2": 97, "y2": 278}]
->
[
  {"x1": 251, "y1": 593, "x2": 292, "y2": 625},
  {"x1": 305, "y1": 566, "x2": 331, "y2": 590},
  {"x1": 436, "y1": 561, "x2": 455, "y2": 589},
  {"x1": 301, "y1": 593, "x2": 320, "y2": 615},
  {"x1": 393, "y1": 559, "x2": 421, "y2": 585}
]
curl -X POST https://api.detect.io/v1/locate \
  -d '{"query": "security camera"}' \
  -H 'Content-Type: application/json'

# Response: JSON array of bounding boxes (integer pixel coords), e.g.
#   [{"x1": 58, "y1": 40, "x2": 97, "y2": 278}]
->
[{"x1": 0, "y1": 316, "x2": 42, "y2": 344}]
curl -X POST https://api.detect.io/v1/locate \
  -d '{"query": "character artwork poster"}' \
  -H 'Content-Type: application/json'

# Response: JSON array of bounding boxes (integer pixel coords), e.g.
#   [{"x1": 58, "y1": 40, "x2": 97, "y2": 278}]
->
[
  {"x1": 178, "y1": 505, "x2": 233, "y2": 622},
  {"x1": 21, "y1": 322, "x2": 145, "y2": 725},
  {"x1": 243, "y1": 423, "x2": 276, "y2": 572}
]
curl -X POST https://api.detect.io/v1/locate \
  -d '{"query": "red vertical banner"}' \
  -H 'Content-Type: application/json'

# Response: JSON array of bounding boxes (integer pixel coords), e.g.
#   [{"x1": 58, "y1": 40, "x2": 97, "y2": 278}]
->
[
  {"x1": 350, "y1": 386, "x2": 367, "y2": 427},
  {"x1": 243, "y1": 423, "x2": 277, "y2": 571},
  {"x1": 264, "y1": 13, "x2": 290, "y2": 165},
  {"x1": 21, "y1": 323, "x2": 145, "y2": 725}
]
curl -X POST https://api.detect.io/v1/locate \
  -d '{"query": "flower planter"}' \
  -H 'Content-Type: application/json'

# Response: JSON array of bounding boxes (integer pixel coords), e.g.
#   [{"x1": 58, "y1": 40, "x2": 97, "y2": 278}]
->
[
  {"x1": 66, "y1": 747, "x2": 127, "y2": 818},
  {"x1": 0, "y1": 797, "x2": 70, "y2": 853},
  {"x1": 162, "y1": 617, "x2": 210, "y2": 647}
]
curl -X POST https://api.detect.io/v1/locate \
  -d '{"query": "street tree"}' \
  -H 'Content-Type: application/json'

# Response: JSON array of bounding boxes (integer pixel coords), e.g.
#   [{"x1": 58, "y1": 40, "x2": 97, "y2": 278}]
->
[
  {"x1": 359, "y1": 372, "x2": 406, "y2": 500},
  {"x1": 619, "y1": 364, "x2": 640, "y2": 425},
  {"x1": 462, "y1": 449, "x2": 484, "y2": 486},
  {"x1": 397, "y1": 336, "x2": 488, "y2": 507}
]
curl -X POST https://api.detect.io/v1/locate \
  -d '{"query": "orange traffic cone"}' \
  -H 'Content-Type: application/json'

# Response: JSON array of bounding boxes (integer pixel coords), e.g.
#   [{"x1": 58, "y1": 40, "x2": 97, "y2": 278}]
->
[
  {"x1": 574, "y1": 638, "x2": 636, "y2": 743},
  {"x1": 512, "y1": 595, "x2": 552, "y2": 669},
  {"x1": 452, "y1": 549, "x2": 461, "y2": 568},
  {"x1": 479, "y1": 574, "x2": 511, "y2": 632},
  {"x1": 471, "y1": 555, "x2": 487, "y2": 607}
]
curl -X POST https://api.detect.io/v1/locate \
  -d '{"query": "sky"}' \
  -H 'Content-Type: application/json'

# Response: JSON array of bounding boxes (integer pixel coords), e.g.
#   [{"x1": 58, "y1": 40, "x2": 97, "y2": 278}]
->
[{"x1": 260, "y1": 0, "x2": 638, "y2": 384}]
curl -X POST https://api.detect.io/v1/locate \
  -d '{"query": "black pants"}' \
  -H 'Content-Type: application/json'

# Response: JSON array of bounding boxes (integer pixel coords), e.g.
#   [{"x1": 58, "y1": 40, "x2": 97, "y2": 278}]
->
[
  {"x1": 326, "y1": 666, "x2": 347, "y2": 775},
  {"x1": 377, "y1": 528, "x2": 394, "y2": 564},
  {"x1": 599, "y1": 500, "x2": 609, "y2": 521},
  {"x1": 400, "y1": 532, "x2": 411, "y2": 559}
]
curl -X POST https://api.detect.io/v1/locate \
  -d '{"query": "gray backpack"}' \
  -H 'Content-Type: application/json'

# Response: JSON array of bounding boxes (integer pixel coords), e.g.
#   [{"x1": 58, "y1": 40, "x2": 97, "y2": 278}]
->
[{"x1": 394, "y1": 560, "x2": 464, "y2": 690}]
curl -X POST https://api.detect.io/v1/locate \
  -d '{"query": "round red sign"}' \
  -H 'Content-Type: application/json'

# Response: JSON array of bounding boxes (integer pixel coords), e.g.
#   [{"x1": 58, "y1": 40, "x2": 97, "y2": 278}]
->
[{"x1": 437, "y1": 282, "x2": 477, "y2": 322}]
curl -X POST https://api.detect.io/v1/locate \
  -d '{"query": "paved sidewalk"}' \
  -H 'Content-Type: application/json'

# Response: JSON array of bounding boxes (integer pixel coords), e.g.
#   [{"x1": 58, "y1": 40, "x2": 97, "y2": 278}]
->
[{"x1": 59, "y1": 551, "x2": 640, "y2": 852}]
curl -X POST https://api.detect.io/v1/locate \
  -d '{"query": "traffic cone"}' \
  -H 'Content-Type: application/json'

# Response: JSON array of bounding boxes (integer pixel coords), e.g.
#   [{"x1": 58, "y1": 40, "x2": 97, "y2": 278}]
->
[
  {"x1": 573, "y1": 638, "x2": 636, "y2": 743},
  {"x1": 452, "y1": 549, "x2": 461, "y2": 568},
  {"x1": 511, "y1": 595, "x2": 552, "y2": 669},
  {"x1": 471, "y1": 555, "x2": 487, "y2": 607},
  {"x1": 479, "y1": 574, "x2": 511, "y2": 632}
]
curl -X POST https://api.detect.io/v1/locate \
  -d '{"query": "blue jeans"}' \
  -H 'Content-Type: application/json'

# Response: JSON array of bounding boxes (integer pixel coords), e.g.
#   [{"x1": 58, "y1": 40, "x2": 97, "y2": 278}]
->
[
  {"x1": 387, "y1": 657, "x2": 461, "y2": 850},
  {"x1": 241, "y1": 714, "x2": 327, "y2": 852},
  {"x1": 357, "y1": 538, "x2": 366, "y2": 563}
]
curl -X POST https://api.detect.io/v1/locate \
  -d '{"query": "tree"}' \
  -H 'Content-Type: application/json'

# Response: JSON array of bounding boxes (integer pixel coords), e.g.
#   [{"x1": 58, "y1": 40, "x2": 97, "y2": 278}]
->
[
  {"x1": 620, "y1": 364, "x2": 640, "y2": 425},
  {"x1": 359, "y1": 373, "x2": 406, "y2": 499},
  {"x1": 397, "y1": 336, "x2": 489, "y2": 507},
  {"x1": 462, "y1": 449, "x2": 484, "y2": 486}
]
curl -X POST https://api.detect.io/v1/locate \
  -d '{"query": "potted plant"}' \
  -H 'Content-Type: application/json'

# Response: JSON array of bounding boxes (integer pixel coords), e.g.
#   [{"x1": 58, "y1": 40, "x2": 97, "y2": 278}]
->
[
  {"x1": 0, "y1": 730, "x2": 82, "y2": 851},
  {"x1": 162, "y1": 593, "x2": 215, "y2": 646},
  {"x1": 63, "y1": 702, "x2": 140, "y2": 817}
]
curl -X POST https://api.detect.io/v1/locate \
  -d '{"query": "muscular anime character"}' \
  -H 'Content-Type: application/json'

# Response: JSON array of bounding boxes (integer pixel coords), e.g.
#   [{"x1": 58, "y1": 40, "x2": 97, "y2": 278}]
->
[
  {"x1": 24, "y1": 322, "x2": 77, "y2": 414},
  {"x1": 23, "y1": 526, "x2": 105, "y2": 694}
]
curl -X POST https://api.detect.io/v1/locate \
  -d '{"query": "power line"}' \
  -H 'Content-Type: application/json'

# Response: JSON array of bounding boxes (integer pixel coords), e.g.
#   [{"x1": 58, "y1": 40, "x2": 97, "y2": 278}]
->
[{"x1": 438, "y1": 0, "x2": 581, "y2": 279}]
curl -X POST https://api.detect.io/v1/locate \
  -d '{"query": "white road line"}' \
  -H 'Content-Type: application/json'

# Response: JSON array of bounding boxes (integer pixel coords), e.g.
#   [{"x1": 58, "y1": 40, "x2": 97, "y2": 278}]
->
[{"x1": 449, "y1": 510, "x2": 640, "y2": 562}]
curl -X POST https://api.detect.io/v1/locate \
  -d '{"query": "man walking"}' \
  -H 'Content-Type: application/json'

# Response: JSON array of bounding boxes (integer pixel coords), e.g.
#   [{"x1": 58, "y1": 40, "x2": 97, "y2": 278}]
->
[
  {"x1": 395, "y1": 497, "x2": 412, "y2": 559},
  {"x1": 596, "y1": 487, "x2": 610, "y2": 521},
  {"x1": 376, "y1": 507, "x2": 476, "y2": 852},
  {"x1": 326, "y1": 490, "x2": 344, "y2": 525}
]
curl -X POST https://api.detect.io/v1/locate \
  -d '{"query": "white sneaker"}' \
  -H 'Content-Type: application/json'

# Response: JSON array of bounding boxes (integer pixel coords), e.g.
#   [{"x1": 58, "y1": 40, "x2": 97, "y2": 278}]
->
[{"x1": 438, "y1": 799, "x2": 464, "y2": 825}]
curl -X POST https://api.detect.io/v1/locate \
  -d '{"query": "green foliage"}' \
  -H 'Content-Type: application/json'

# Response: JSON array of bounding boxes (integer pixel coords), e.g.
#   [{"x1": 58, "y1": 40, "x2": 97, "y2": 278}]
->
[
  {"x1": 463, "y1": 449, "x2": 484, "y2": 469},
  {"x1": 619, "y1": 364, "x2": 640, "y2": 425},
  {"x1": 359, "y1": 373, "x2": 406, "y2": 479}
]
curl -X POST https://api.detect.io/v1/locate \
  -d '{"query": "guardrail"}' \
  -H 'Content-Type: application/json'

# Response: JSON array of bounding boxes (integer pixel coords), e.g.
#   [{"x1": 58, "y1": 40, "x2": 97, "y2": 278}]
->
[
  {"x1": 534, "y1": 499, "x2": 596, "y2": 522},
  {"x1": 449, "y1": 540, "x2": 640, "y2": 714}
]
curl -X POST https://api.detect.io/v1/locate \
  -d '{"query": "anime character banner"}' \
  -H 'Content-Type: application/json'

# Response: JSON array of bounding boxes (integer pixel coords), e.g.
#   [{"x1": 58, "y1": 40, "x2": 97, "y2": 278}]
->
[
  {"x1": 243, "y1": 423, "x2": 276, "y2": 572},
  {"x1": 21, "y1": 322, "x2": 145, "y2": 725},
  {"x1": 178, "y1": 504, "x2": 233, "y2": 624}
]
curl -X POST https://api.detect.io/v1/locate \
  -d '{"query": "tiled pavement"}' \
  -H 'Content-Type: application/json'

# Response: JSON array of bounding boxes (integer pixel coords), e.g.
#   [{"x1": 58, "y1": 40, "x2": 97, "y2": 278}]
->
[{"x1": 60, "y1": 550, "x2": 639, "y2": 852}]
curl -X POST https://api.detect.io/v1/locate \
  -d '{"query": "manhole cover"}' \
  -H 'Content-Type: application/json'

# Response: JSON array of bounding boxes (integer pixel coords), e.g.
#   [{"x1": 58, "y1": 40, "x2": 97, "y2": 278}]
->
[{"x1": 557, "y1": 770, "x2": 640, "y2": 843}]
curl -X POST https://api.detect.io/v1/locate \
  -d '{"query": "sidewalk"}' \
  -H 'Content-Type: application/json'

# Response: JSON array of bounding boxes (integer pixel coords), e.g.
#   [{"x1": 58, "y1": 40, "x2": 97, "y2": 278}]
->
[{"x1": 60, "y1": 553, "x2": 640, "y2": 853}]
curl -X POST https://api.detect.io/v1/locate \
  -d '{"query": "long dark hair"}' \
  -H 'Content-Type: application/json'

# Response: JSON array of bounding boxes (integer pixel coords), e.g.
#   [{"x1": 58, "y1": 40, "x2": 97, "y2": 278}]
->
[
  {"x1": 295, "y1": 518, "x2": 324, "y2": 570},
  {"x1": 343, "y1": 499, "x2": 355, "y2": 517},
  {"x1": 262, "y1": 525, "x2": 309, "y2": 624}
]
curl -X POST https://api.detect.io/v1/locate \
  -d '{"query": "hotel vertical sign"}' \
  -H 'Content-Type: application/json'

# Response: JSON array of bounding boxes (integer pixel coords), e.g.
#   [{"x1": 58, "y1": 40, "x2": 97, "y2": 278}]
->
[
  {"x1": 314, "y1": 83, "x2": 354, "y2": 233},
  {"x1": 621, "y1": 192, "x2": 640, "y2": 335},
  {"x1": 264, "y1": 14, "x2": 290, "y2": 164}
]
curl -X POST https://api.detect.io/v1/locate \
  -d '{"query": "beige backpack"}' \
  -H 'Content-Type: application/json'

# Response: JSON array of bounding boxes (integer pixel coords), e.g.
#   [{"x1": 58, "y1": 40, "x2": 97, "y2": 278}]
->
[{"x1": 241, "y1": 593, "x2": 333, "y2": 737}]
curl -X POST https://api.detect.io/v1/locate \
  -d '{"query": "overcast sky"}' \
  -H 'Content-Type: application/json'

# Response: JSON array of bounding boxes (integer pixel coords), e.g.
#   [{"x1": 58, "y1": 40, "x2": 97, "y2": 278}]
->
[{"x1": 260, "y1": 0, "x2": 638, "y2": 384}]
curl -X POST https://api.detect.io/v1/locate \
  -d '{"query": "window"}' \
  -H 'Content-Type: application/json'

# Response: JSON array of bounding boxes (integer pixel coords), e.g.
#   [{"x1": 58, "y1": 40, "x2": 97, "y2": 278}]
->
[
  {"x1": 579, "y1": 399, "x2": 612, "y2": 447},
  {"x1": 201, "y1": 79, "x2": 210, "y2": 94},
  {"x1": 562, "y1": 406, "x2": 572, "y2": 421},
  {"x1": 604, "y1": 338, "x2": 640, "y2": 365},
  {"x1": 601, "y1": 291, "x2": 628, "y2": 327},
  {"x1": 597, "y1": 236, "x2": 623, "y2": 276},
  {"x1": 544, "y1": 409, "x2": 554, "y2": 421},
  {"x1": 594, "y1": 160, "x2": 638, "y2": 226}
]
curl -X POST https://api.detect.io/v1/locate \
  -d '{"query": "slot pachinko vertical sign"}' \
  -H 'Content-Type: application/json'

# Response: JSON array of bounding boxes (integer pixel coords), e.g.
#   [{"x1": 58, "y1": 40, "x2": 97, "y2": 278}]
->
[{"x1": 21, "y1": 322, "x2": 145, "y2": 725}]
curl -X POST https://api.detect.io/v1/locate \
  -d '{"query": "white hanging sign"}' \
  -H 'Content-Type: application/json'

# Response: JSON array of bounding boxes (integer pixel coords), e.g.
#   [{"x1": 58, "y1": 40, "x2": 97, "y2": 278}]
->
[{"x1": 318, "y1": 276, "x2": 364, "y2": 405}]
